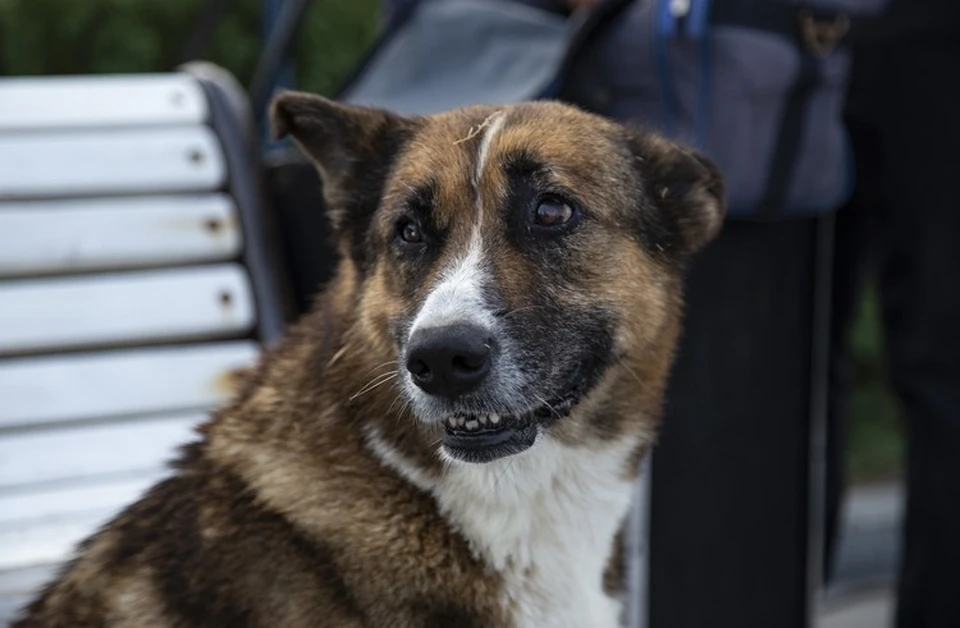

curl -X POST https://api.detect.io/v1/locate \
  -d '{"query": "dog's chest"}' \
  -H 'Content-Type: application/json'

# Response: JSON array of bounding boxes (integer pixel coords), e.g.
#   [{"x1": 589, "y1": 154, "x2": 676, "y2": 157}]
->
[{"x1": 435, "y1": 439, "x2": 636, "y2": 628}]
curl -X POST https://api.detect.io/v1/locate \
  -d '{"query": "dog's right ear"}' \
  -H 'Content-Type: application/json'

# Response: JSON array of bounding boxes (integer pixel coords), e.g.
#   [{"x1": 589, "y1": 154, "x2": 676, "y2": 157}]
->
[{"x1": 269, "y1": 91, "x2": 419, "y2": 232}]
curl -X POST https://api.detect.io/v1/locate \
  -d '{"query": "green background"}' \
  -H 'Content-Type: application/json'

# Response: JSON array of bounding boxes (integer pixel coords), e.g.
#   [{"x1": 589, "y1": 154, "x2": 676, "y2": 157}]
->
[
  {"x1": 0, "y1": 0, "x2": 380, "y2": 97},
  {"x1": 0, "y1": 0, "x2": 903, "y2": 484}
]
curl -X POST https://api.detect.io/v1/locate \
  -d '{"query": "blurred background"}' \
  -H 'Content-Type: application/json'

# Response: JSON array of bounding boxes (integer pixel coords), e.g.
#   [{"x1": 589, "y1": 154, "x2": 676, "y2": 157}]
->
[
  {"x1": 0, "y1": 0, "x2": 377, "y2": 97},
  {"x1": 0, "y1": 0, "x2": 902, "y2": 489},
  {"x1": 0, "y1": 1, "x2": 913, "y2": 627}
]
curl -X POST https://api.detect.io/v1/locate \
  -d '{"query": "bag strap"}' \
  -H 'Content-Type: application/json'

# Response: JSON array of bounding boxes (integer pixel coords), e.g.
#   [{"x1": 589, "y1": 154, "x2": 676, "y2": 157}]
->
[
  {"x1": 548, "y1": 0, "x2": 638, "y2": 99},
  {"x1": 710, "y1": 1, "x2": 861, "y2": 217}
]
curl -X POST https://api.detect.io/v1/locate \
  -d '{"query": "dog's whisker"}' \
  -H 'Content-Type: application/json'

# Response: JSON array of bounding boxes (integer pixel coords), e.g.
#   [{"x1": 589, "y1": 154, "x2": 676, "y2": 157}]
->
[
  {"x1": 361, "y1": 370, "x2": 398, "y2": 386},
  {"x1": 533, "y1": 393, "x2": 561, "y2": 419},
  {"x1": 620, "y1": 363, "x2": 646, "y2": 388},
  {"x1": 493, "y1": 457, "x2": 518, "y2": 490},
  {"x1": 326, "y1": 345, "x2": 349, "y2": 369},
  {"x1": 368, "y1": 360, "x2": 399, "y2": 375},
  {"x1": 500, "y1": 305, "x2": 552, "y2": 318},
  {"x1": 349, "y1": 372, "x2": 398, "y2": 401},
  {"x1": 393, "y1": 400, "x2": 414, "y2": 429},
  {"x1": 387, "y1": 392, "x2": 405, "y2": 415},
  {"x1": 392, "y1": 399, "x2": 414, "y2": 429}
]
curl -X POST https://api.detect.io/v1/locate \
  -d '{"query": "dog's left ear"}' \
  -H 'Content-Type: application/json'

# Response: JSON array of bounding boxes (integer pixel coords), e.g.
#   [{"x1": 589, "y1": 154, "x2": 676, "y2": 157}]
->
[
  {"x1": 269, "y1": 90, "x2": 420, "y2": 232},
  {"x1": 627, "y1": 132, "x2": 726, "y2": 259}
]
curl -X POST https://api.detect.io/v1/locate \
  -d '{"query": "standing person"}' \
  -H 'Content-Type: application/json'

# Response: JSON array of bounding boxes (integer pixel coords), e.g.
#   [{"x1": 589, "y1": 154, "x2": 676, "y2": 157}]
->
[{"x1": 828, "y1": 1, "x2": 960, "y2": 626}]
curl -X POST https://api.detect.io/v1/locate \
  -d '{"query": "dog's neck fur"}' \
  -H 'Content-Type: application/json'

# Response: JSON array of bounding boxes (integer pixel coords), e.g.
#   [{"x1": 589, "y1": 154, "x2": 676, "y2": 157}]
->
[{"x1": 367, "y1": 425, "x2": 640, "y2": 627}]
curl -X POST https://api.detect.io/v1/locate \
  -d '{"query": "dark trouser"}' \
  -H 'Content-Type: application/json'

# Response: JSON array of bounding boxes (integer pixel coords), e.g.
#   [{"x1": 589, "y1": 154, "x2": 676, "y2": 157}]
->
[
  {"x1": 650, "y1": 26, "x2": 960, "y2": 628},
  {"x1": 649, "y1": 217, "x2": 821, "y2": 628},
  {"x1": 828, "y1": 31, "x2": 960, "y2": 628}
]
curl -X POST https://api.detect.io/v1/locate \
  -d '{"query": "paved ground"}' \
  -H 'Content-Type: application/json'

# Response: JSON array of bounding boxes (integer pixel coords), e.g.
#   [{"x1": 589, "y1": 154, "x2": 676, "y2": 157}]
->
[
  {"x1": 816, "y1": 481, "x2": 903, "y2": 628},
  {"x1": 829, "y1": 482, "x2": 903, "y2": 587},
  {"x1": 819, "y1": 589, "x2": 894, "y2": 628}
]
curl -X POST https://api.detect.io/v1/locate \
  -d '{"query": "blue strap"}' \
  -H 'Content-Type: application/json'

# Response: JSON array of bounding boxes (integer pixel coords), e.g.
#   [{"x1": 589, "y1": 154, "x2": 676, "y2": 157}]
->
[{"x1": 686, "y1": 0, "x2": 711, "y2": 37}]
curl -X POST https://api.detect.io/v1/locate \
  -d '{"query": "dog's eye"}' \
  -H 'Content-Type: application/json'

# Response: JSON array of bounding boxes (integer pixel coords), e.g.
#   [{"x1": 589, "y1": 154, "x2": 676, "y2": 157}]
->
[
  {"x1": 398, "y1": 219, "x2": 423, "y2": 244},
  {"x1": 533, "y1": 198, "x2": 574, "y2": 228}
]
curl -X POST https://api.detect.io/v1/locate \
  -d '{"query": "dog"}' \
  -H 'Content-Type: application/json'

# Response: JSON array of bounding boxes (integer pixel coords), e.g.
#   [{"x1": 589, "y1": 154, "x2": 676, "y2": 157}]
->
[{"x1": 13, "y1": 91, "x2": 724, "y2": 628}]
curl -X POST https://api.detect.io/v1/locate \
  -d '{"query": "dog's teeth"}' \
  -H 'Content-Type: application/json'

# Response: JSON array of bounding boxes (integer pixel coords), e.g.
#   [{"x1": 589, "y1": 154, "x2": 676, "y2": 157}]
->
[
  {"x1": 478, "y1": 415, "x2": 489, "y2": 426},
  {"x1": 457, "y1": 416, "x2": 466, "y2": 427},
  {"x1": 489, "y1": 413, "x2": 500, "y2": 425},
  {"x1": 465, "y1": 419, "x2": 479, "y2": 430}
]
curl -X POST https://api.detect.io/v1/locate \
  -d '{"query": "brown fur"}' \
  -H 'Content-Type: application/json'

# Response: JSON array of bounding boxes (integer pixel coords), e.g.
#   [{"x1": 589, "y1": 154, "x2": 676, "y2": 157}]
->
[{"x1": 13, "y1": 93, "x2": 723, "y2": 627}]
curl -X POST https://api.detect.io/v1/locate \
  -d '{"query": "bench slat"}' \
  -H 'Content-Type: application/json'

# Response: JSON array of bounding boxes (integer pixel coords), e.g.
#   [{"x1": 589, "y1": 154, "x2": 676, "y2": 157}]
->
[
  {"x1": 0, "y1": 265, "x2": 256, "y2": 356},
  {"x1": 0, "y1": 476, "x2": 167, "y2": 531},
  {"x1": 0, "y1": 341, "x2": 258, "y2": 429},
  {"x1": 0, "y1": 565, "x2": 57, "y2": 617},
  {"x1": 0, "y1": 478, "x2": 164, "y2": 571},
  {"x1": 0, "y1": 413, "x2": 203, "y2": 492},
  {"x1": 0, "y1": 127, "x2": 226, "y2": 199},
  {"x1": 0, "y1": 74, "x2": 207, "y2": 131},
  {"x1": 0, "y1": 195, "x2": 242, "y2": 277}
]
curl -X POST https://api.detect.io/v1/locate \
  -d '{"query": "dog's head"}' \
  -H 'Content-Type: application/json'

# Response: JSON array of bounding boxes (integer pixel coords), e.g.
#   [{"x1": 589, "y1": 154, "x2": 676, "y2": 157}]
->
[{"x1": 271, "y1": 93, "x2": 723, "y2": 465}]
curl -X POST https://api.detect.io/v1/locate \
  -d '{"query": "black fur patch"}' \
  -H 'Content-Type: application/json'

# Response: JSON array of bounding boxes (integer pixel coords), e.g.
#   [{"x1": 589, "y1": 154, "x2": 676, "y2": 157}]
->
[
  {"x1": 620, "y1": 130, "x2": 725, "y2": 262},
  {"x1": 108, "y1": 474, "x2": 256, "y2": 627},
  {"x1": 503, "y1": 299, "x2": 620, "y2": 409},
  {"x1": 384, "y1": 176, "x2": 445, "y2": 290},
  {"x1": 341, "y1": 121, "x2": 420, "y2": 274},
  {"x1": 106, "y1": 452, "x2": 364, "y2": 626},
  {"x1": 500, "y1": 150, "x2": 587, "y2": 251},
  {"x1": 269, "y1": 93, "x2": 423, "y2": 275},
  {"x1": 412, "y1": 600, "x2": 484, "y2": 628}
]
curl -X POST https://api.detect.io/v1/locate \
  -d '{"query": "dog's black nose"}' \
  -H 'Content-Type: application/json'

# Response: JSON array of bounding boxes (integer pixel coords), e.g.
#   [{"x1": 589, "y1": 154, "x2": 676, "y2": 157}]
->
[{"x1": 406, "y1": 324, "x2": 493, "y2": 397}]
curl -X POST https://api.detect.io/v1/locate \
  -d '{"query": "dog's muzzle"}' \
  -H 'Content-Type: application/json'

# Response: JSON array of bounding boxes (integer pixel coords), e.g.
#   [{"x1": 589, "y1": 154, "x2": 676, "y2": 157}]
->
[{"x1": 404, "y1": 324, "x2": 589, "y2": 464}]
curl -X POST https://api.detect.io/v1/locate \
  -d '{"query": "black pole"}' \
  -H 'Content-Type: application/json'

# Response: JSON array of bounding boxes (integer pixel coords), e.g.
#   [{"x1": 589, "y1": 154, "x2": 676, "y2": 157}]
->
[
  {"x1": 805, "y1": 211, "x2": 836, "y2": 618},
  {"x1": 180, "y1": 0, "x2": 240, "y2": 65},
  {"x1": 249, "y1": 0, "x2": 313, "y2": 125}
]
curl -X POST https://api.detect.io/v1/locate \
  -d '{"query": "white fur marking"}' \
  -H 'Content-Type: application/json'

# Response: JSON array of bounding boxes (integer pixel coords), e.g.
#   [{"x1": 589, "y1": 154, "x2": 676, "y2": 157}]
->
[
  {"x1": 366, "y1": 412, "x2": 647, "y2": 626},
  {"x1": 475, "y1": 111, "x2": 506, "y2": 194},
  {"x1": 407, "y1": 231, "x2": 491, "y2": 335},
  {"x1": 437, "y1": 434, "x2": 640, "y2": 628},
  {"x1": 407, "y1": 111, "x2": 506, "y2": 336}
]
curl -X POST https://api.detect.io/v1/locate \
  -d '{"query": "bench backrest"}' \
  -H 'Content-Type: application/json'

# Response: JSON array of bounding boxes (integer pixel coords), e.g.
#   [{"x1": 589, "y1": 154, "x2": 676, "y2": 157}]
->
[{"x1": 0, "y1": 70, "x2": 287, "y2": 597}]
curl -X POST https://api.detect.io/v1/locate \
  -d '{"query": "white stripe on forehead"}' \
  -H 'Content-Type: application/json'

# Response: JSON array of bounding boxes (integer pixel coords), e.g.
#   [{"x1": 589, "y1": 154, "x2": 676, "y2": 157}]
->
[{"x1": 474, "y1": 111, "x2": 506, "y2": 196}]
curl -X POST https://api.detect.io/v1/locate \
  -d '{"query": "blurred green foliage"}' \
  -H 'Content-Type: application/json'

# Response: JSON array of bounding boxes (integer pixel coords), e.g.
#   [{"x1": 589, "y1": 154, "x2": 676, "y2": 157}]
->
[
  {"x1": 0, "y1": 0, "x2": 903, "y2": 485},
  {"x1": 0, "y1": 0, "x2": 381, "y2": 96},
  {"x1": 846, "y1": 282, "x2": 905, "y2": 483}
]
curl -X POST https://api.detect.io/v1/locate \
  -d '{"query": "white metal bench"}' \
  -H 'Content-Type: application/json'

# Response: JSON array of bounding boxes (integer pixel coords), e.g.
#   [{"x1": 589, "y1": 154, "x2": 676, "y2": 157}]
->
[{"x1": 0, "y1": 66, "x2": 288, "y2": 620}]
